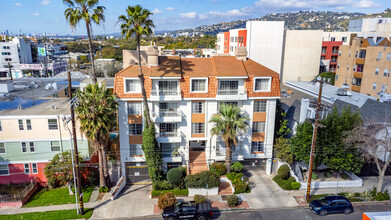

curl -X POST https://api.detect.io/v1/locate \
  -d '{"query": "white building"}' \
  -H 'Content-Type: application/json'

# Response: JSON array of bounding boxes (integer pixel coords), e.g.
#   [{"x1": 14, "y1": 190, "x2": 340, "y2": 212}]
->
[
  {"x1": 349, "y1": 18, "x2": 391, "y2": 38},
  {"x1": 0, "y1": 38, "x2": 32, "y2": 78}
]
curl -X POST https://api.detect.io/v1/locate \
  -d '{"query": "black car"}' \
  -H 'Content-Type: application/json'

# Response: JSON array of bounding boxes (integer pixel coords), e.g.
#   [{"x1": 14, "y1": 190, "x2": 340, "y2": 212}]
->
[
  {"x1": 162, "y1": 201, "x2": 213, "y2": 220},
  {"x1": 310, "y1": 195, "x2": 353, "y2": 216}
]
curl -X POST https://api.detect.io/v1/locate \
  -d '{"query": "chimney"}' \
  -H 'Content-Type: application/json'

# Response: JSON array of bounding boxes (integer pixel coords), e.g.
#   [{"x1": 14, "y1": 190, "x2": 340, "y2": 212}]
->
[
  {"x1": 235, "y1": 46, "x2": 247, "y2": 61},
  {"x1": 146, "y1": 45, "x2": 159, "y2": 67}
]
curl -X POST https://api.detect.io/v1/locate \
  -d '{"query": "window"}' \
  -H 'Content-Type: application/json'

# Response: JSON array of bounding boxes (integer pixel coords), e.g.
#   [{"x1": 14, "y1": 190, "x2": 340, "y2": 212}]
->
[
  {"x1": 342, "y1": 37, "x2": 347, "y2": 42},
  {"x1": 1, "y1": 52, "x2": 11, "y2": 55},
  {"x1": 159, "y1": 81, "x2": 178, "y2": 95},
  {"x1": 5, "y1": 58, "x2": 11, "y2": 62},
  {"x1": 21, "y1": 142, "x2": 27, "y2": 153},
  {"x1": 129, "y1": 124, "x2": 142, "y2": 135},
  {"x1": 381, "y1": 84, "x2": 387, "y2": 92},
  {"x1": 130, "y1": 144, "x2": 144, "y2": 156},
  {"x1": 192, "y1": 123, "x2": 205, "y2": 134},
  {"x1": 219, "y1": 81, "x2": 238, "y2": 95},
  {"x1": 159, "y1": 123, "x2": 178, "y2": 136},
  {"x1": 321, "y1": 56, "x2": 326, "y2": 60},
  {"x1": 338, "y1": 51, "x2": 342, "y2": 56},
  {"x1": 125, "y1": 79, "x2": 140, "y2": 93},
  {"x1": 32, "y1": 163, "x2": 38, "y2": 174},
  {"x1": 375, "y1": 68, "x2": 379, "y2": 75},
  {"x1": 50, "y1": 141, "x2": 61, "y2": 151},
  {"x1": 387, "y1": 53, "x2": 391, "y2": 61},
  {"x1": 252, "y1": 122, "x2": 265, "y2": 133},
  {"x1": 355, "y1": 51, "x2": 358, "y2": 58},
  {"x1": 26, "y1": 119, "x2": 32, "y2": 130},
  {"x1": 24, "y1": 164, "x2": 30, "y2": 174},
  {"x1": 29, "y1": 142, "x2": 35, "y2": 153},
  {"x1": 191, "y1": 79, "x2": 207, "y2": 92},
  {"x1": 384, "y1": 69, "x2": 389, "y2": 77},
  {"x1": 336, "y1": 74, "x2": 338, "y2": 81},
  {"x1": 254, "y1": 78, "x2": 270, "y2": 92},
  {"x1": 3, "y1": 46, "x2": 10, "y2": 49},
  {"x1": 254, "y1": 101, "x2": 267, "y2": 112},
  {"x1": 18, "y1": 119, "x2": 24, "y2": 130},
  {"x1": 0, "y1": 165, "x2": 9, "y2": 175},
  {"x1": 337, "y1": 63, "x2": 340, "y2": 69},
  {"x1": 358, "y1": 50, "x2": 366, "y2": 58},
  {"x1": 0, "y1": 120, "x2": 2, "y2": 131},
  {"x1": 192, "y1": 102, "x2": 204, "y2": 113},
  {"x1": 0, "y1": 143, "x2": 5, "y2": 154},
  {"x1": 331, "y1": 37, "x2": 335, "y2": 41},
  {"x1": 128, "y1": 102, "x2": 142, "y2": 114},
  {"x1": 347, "y1": 64, "x2": 349, "y2": 70},
  {"x1": 373, "y1": 83, "x2": 377, "y2": 90},
  {"x1": 353, "y1": 78, "x2": 362, "y2": 86},
  {"x1": 251, "y1": 141, "x2": 264, "y2": 152},
  {"x1": 378, "y1": 52, "x2": 382, "y2": 60},
  {"x1": 48, "y1": 119, "x2": 58, "y2": 130}
]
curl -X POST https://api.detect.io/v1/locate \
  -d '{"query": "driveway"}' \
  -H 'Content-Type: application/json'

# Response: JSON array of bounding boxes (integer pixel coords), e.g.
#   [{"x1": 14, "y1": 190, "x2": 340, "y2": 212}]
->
[
  {"x1": 91, "y1": 184, "x2": 156, "y2": 219},
  {"x1": 244, "y1": 171, "x2": 299, "y2": 209}
]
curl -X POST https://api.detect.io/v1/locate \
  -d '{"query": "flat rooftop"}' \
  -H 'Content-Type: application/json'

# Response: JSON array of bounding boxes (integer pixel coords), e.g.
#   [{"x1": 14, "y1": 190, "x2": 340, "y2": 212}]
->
[
  {"x1": 0, "y1": 98, "x2": 70, "y2": 116},
  {"x1": 285, "y1": 81, "x2": 376, "y2": 108}
]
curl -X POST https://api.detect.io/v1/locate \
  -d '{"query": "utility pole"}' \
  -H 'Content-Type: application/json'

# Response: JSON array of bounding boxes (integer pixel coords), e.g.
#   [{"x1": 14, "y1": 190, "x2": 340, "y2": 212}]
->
[
  {"x1": 7, "y1": 61, "x2": 13, "y2": 80},
  {"x1": 305, "y1": 77, "x2": 325, "y2": 201},
  {"x1": 67, "y1": 68, "x2": 84, "y2": 215}
]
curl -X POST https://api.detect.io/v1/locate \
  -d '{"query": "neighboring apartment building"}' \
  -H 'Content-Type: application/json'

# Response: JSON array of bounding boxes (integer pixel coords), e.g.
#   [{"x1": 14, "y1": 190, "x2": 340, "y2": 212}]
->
[
  {"x1": 114, "y1": 46, "x2": 280, "y2": 183},
  {"x1": 0, "y1": 37, "x2": 32, "y2": 78},
  {"x1": 0, "y1": 99, "x2": 92, "y2": 184},
  {"x1": 335, "y1": 37, "x2": 391, "y2": 97},
  {"x1": 320, "y1": 41, "x2": 343, "y2": 73},
  {"x1": 349, "y1": 18, "x2": 391, "y2": 38}
]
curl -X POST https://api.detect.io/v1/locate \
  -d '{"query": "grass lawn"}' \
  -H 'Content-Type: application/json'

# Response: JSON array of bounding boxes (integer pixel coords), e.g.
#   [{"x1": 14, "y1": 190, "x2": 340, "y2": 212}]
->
[
  {"x1": 23, "y1": 186, "x2": 95, "y2": 207},
  {"x1": 0, "y1": 208, "x2": 93, "y2": 220}
]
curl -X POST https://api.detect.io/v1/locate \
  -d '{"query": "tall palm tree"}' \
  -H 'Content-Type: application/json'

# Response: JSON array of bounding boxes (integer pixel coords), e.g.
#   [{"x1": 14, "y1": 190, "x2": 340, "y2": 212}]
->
[
  {"x1": 75, "y1": 84, "x2": 118, "y2": 187},
  {"x1": 118, "y1": 5, "x2": 154, "y2": 126},
  {"x1": 63, "y1": 0, "x2": 105, "y2": 83},
  {"x1": 210, "y1": 104, "x2": 249, "y2": 173}
]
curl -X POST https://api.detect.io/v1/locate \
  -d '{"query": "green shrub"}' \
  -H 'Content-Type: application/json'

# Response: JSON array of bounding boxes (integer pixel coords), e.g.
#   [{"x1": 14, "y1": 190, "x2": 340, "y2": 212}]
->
[
  {"x1": 209, "y1": 163, "x2": 227, "y2": 176},
  {"x1": 227, "y1": 195, "x2": 239, "y2": 207},
  {"x1": 158, "y1": 192, "x2": 177, "y2": 210},
  {"x1": 291, "y1": 182, "x2": 301, "y2": 190},
  {"x1": 167, "y1": 167, "x2": 186, "y2": 188},
  {"x1": 273, "y1": 175, "x2": 294, "y2": 190},
  {"x1": 288, "y1": 176, "x2": 296, "y2": 182},
  {"x1": 375, "y1": 189, "x2": 390, "y2": 201},
  {"x1": 226, "y1": 172, "x2": 243, "y2": 181},
  {"x1": 185, "y1": 171, "x2": 220, "y2": 188},
  {"x1": 230, "y1": 162, "x2": 244, "y2": 173},
  {"x1": 234, "y1": 180, "x2": 249, "y2": 194},
  {"x1": 278, "y1": 165, "x2": 290, "y2": 180},
  {"x1": 151, "y1": 189, "x2": 189, "y2": 197},
  {"x1": 99, "y1": 186, "x2": 109, "y2": 193},
  {"x1": 153, "y1": 180, "x2": 173, "y2": 191},
  {"x1": 312, "y1": 173, "x2": 318, "y2": 180},
  {"x1": 194, "y1": 194, "x2": 207, "y2": 203},
  {"x1": 325, "y1": 172, "x2": 332, "y2": 178}
]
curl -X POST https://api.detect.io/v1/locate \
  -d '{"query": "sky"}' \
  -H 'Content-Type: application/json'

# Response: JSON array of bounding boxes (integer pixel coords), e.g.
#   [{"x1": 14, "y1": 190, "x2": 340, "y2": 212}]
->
[{"x1": 0, "y1": 0, "x2": 389, "y2": 35}]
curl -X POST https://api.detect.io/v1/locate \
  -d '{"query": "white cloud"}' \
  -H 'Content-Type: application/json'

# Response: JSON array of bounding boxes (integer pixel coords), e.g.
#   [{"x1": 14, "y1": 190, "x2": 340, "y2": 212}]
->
[
  {"x1": 31, "y1": 13, "x2": 40, "y2": 16},
  {"x1": 15, "y1": 3, "x2": 23, "y2": 6},
  {"x1": 41, "y1": 0, "x2": 51, "y2": 5},
  {"x1": 180, "y1": 12, "x2": 197, "y2": 19},
  {"x1": 354, "y1": 0, "x2": 379, "y2": 8},
  {"x1": 152, "y1": 8, "x2": 163, "y2": 14},
  {"x1": 166, "y1": 7, "x2": 175, "y2": 11}
]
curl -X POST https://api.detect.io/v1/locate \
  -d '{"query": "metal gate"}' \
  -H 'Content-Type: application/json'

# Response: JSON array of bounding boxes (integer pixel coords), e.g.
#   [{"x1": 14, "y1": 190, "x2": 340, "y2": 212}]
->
[{"x1": 125, "y1": 162, "x2": 151, "y2": 184}]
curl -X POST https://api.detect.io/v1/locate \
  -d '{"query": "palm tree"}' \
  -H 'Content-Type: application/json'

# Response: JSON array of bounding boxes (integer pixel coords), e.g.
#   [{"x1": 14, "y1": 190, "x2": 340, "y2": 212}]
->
[
  {"x1": 63, "y1": 0, "x2": 105, "y2": 83},
  {"x1": 209, "y1": 104, "x2": 249, "y2": 173},
  {"x1": 118, "y1": 5, "x2": 154, "y2": 126},
  {"x1": 75, "y1": 84, "x2": 118, "y2": 187}
]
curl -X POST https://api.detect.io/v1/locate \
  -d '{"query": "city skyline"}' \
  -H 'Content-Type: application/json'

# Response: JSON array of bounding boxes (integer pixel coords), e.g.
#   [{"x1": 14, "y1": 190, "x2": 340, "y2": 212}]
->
[{"x1": 0, "y1": 0, "x2": 389, "y2": 36}]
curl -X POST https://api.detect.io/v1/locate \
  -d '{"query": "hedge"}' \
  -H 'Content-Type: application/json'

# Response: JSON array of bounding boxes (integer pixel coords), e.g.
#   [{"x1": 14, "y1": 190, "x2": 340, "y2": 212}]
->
[
  {"x1": 153, "y1": 180, "x2": 173, "y2": 191},
  {"x1": 167, "y1": 167, "x2": 186, "y2": 188},
  {"x1": 273, "y1": 175, "x2": 296, "y2": 190},
  {"x1": 209, "y1": 163, "x2": 227, "y2": 176},
  {"x1": 277, "y1": 165, "x2": 290, "y2": 180},
  {"x1": 151, "y1": 189, "x2": 189, "y2": 197},
  {"x1": 185, "y1": 171, "x2": 220, "y2": 188}
]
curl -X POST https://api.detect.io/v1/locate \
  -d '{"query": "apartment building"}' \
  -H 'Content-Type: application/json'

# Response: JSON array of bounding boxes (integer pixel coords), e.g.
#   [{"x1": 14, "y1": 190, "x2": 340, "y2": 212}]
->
[
  {"x1": 349, "y1": 18, "x2": 391, "y2": 38},
  {"x1": 320, "y1": 41, "x2": 343, "y2": 73},
  {"x1": 0, "y1": 99, "x2": 92, "y2": 184},
  {"x1": 114, "y1": 46, "x2": 280, "y2": 183},
  {"x1": 0, "y1": 37, "x2": 32, "y2": 78},
  {"x1": 335, "y1": 37, "x2": 391, "y2": 97}
]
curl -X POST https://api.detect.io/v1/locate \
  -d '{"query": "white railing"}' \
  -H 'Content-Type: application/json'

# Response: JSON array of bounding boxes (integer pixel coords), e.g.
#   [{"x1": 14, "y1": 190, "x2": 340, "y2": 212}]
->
[
  {"x1": 159, "y1": 110, "x2": 180, "y2": 117},
  {"x1": 218, "y1": 89, "x2": 246, "y2": 95},
  {"x1": 151, "y1": 90, "x2": 179, "y2": 96},
  {"x1": 159, "y1": 131, "x2": 179, "y2": 137}
]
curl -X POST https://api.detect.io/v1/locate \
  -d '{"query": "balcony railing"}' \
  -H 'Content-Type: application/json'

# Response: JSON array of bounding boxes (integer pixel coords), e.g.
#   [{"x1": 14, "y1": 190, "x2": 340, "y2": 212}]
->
[
  {"x1": 332, "y1": 50, "x2": 339, "y2": 54},
  {"x1": 329, "y1": 68, "x2": 336, "y2": 72},
  {"x1": 330, "y1": 59, "x2": 338, "y2": 63},
  {"x1": 159, "y1": 110, "x2": 180, "y2": 118},
  {"x1": 151, "y1": 90, "x2": 179, "y2": 96},
  {"x1": 321, "y1": 50, "x2": 327, "y2": 54},
  {"x1": 217, "y1": 89, "x2": 246, "y2": 95},
  {"x1": 159, "y1": 131, "x2": 179, "y2": 137}
]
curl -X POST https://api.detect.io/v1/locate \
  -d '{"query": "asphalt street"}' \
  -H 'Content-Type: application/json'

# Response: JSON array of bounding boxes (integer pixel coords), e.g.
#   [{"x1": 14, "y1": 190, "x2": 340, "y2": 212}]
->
[{"x1": 137, "y1": 204, "x2": 391, "y2": 220}]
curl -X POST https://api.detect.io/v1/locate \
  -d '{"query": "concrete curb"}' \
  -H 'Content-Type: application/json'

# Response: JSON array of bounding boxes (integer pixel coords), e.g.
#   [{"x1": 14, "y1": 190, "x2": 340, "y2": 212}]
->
[{"x1": 297, "y1": 200, "x2": 391, "y2": 208}]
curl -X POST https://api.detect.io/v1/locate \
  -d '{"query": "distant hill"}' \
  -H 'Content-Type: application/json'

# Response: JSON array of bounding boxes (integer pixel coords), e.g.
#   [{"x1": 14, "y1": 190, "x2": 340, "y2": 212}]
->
[{"x1": 164, "y1": 10, "x2": 391, "y2": 36}]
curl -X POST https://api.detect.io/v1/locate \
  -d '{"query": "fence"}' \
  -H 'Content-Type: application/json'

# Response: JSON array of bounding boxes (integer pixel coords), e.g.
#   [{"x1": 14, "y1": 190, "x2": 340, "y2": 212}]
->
[{"x1": 0, "y1": 180, "x2": 39, "y2": 207}]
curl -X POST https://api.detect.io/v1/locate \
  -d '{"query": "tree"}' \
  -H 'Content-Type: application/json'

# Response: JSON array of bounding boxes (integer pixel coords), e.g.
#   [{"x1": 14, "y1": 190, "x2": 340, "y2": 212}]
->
[
  {"x1": 209, "y1": 104, "x2": 249, "y2": 173},
  {"x1": 318, "y1": 72, "x2": 336, "y2": 85},
  {"x1": 75, "y1": 84, "x2": 118, "y2": 187},
  {"x1": 44, "y1": 151, "x2": 83, "y2": 194},
  {"x1": 345, "y1": 124, "x2": 391, "y2": 193},
  {"x1": 142, "y1": 115, "x2": 163, "y2": 182},
  {"x1": 118, "y1": 5, "x2": 154, "y2": 126},
  {"x1": 291, "y1": 120, "x2": 314, "y2": 163},
  {"x1": 274, "y1": 137, "x2": 293, "y2": 164},
  {"x1": 63, "y1": 0, "x2": 106, "y2": 83}
]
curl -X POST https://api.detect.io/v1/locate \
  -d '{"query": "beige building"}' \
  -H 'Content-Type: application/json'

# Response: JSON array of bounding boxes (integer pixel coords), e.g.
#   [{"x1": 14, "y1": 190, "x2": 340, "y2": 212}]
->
[
  {"x1": 281, "y1": 30, "x2": 323, "y2": 82},
  {"x1": 335, "y1": 37, "x2": 391, "y2": 97}
]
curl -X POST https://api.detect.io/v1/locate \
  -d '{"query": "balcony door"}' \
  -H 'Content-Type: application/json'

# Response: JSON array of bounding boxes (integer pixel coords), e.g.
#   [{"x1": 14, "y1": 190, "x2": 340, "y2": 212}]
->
[
  {"x1": 159, "y1": 102, "x2": 179, "y2": 117},
  {"x1": 219, "y1": 80, "x2": 238, "y2": 95},
  {"x1": 159, "y1": 81, "x2": 178, "y2": 95},
  {"x1": 159, "y1": 123, "x2": 178, "y2": 137}
]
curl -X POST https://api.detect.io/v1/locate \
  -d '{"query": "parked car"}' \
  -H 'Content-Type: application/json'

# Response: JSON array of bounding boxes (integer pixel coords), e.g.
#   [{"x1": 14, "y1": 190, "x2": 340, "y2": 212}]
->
[
  {"x1": 310, "y1": 195, "x2": 353, "y2": 216},
  {"x1": 162, "y1": 201, "x2": 213, "y2": 220}
]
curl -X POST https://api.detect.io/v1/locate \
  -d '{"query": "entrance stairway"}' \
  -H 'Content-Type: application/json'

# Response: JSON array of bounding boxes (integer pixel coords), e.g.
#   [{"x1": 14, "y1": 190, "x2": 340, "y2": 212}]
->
[{"x1": 189, "y1": 150, "x2": 208, "y2": 174}]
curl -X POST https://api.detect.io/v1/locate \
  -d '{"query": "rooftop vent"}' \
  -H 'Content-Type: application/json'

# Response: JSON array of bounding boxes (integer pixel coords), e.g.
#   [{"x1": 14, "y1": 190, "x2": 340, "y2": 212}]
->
[{"x1": 337, "y1": 88, "x2": 352, "y2": 96}]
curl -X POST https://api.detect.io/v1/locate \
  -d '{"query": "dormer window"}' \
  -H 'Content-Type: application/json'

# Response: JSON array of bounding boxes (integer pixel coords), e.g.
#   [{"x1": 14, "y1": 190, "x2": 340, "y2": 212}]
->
[
  {"x1": 190, "y1": 78, "x2": 208, "y2": 93},
  {"x1": 125, "y1": 78, "x2": 141, "y2": 93},
  {"x1": 254, "y1": 77, "x2": 271, "y2": 92}
]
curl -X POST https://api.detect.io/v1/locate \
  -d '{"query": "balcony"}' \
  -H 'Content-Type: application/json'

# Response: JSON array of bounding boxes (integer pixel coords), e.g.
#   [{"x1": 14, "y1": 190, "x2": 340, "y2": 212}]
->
[
  {"x1": 351, "y1": 85, "x2": 361, "y2": 92},
  {"x1": 355, "y1": 58, "x2": 365, "y2": 65},
  {"x1": 332, "y1": 50, "x2": 339, "y2": 54},
  {"x1": 353, "y1": 72, "x2": 363, "y2": 78},
  {"x1": 216, "y1": 89, "x2": 247, "y2": 100},
  {"x1": 153, "y1": 110, "x2": 182, "y2": 123},
  {"x1": 150, "y1": 90, "x2": 181, "y2": 101},
  {"x1": 329, "y1": 68, "x2": 336, "y2": 72},
  {"x1": 157, "y1": 131, "x2": 181, "y2": 143},
  {"x1": 330, "y1": 59, "x2": 338, "y2": 63}
]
